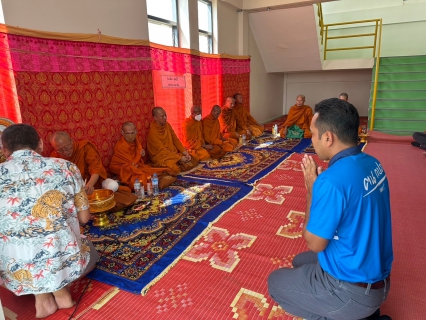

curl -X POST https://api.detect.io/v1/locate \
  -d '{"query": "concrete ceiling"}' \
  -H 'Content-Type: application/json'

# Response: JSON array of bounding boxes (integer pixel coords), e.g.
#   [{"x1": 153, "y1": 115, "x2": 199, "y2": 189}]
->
[
  {"x1": 248, "y1": 5, "x2": 322, "y2": 72},
  {"x1": 219, "y1": 0, "x2": 333, "y2": 13}
]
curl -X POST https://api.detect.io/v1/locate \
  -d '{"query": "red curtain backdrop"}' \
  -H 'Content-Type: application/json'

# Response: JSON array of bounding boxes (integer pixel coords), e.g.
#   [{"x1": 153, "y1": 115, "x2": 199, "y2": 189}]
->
[
  {"x1": 4, "y1": 32, "x2": 153, "y2": 168},
  {"x1": 151, "y1": 45, "x2": 250, "y2": 140},
  {"x1": 1, "y1": 26, "x2": 250, "y2": 165},
  {"x1": 0, "y1": 33, "x2": 21, "y2": 123}
]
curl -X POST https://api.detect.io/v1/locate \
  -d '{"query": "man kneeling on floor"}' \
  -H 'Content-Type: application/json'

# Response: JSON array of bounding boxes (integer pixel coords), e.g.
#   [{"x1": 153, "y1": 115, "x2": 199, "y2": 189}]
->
[
  {"x1": 0, "y1": 124, "x2": 98, "y2": 318},
  {"x1": 268, "y1": 98, "x2": 393, "y2": 320}
]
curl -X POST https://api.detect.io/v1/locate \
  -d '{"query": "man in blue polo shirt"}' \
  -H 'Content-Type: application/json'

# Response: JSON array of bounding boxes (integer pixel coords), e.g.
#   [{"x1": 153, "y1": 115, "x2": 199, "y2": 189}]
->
[{"x1": 268, "y1": 98, "x2": 393, "y2": 320}]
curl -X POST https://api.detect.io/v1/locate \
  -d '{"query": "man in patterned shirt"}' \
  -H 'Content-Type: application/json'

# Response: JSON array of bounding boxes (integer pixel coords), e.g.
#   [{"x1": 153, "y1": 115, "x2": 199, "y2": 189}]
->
[{"x1": 0, "y1": 124, "x2": 98, "y2": 318}]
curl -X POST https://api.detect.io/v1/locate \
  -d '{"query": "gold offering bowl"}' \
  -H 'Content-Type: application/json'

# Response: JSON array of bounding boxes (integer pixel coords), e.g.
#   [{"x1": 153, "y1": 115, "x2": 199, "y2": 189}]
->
[
  {"x1": 87, "y1": 189, "x2": 116, "y2": 227},
  {"x1": 359, "y1": 133, "x2": 369, "y2": 143}
]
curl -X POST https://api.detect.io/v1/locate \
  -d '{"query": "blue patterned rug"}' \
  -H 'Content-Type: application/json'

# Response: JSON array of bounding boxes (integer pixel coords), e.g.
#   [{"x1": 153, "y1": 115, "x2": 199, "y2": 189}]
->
[
  {"x1": 242, "y1": 134, "x2": 312, "y2": 153},
  {"x1": 185, "y1": 148, "x2": 290, "y2": 184},
  {"x1": 85, "y1": 179, "x2": 251, "y2": 294}
]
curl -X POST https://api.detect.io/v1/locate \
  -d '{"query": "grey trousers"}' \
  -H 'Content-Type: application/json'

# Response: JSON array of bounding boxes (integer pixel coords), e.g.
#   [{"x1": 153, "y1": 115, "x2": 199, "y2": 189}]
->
[{"x1": 268, "y1": 251, "x2": 390, "y2": 320}]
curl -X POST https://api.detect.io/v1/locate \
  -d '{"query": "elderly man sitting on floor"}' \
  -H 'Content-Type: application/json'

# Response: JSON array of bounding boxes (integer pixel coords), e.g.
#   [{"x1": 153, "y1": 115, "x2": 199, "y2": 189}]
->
[
  {"x1": 110, "y1": 121, "x2": 177, "y2": 191},
  {"x1": 280, "y1": 95, "x2": 313, "y2": 139},
  {"x1": 203, "y1": 105, "x2": 238, "y2": 154},
  {"x1": 50, "y1": 132, "x2": 119, "y2": 195},
  {"x1": 147, "y1": 107, "x2": 199, "y2": 174}
]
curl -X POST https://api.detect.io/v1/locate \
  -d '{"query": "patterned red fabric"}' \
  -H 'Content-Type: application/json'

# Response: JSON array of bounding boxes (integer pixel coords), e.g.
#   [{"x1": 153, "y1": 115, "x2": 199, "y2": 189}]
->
[
  {"x1": 16, "y1": 70, "x2": 154, "y2": 169},
  {"x1": 2, "y1": 31, "x2": 250, "y2": 163},
  {"x1": 0, "y1": 33, "x2": 21, "y2": 122}
]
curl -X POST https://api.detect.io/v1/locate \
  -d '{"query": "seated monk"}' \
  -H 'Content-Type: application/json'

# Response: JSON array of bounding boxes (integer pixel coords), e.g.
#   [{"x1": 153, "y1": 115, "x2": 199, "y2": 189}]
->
[
  {"x1": 110, "y1": 122, "x2": 177, "y2": 191},
  {"x1": 203, "y1": 105, "x2": 238, "y2": 155},
  {"x1": 183, "y1": 105, "x2": 213, "y2": 161},
  {"x1": 147, "y1": 107, "x2": 199, "y2": 174},
  {"x1": 50, "y1": 132, "x2": 119, "y2": 195},
  {"x1": 234, "y1": 93, "x2": 264, "y2": 138},
  {"x1": 280, "y1": 94, "x2": 313, "y2": 138},
  {"x1": 218, "y1": 97, "x2": 241, "y2": 142}
]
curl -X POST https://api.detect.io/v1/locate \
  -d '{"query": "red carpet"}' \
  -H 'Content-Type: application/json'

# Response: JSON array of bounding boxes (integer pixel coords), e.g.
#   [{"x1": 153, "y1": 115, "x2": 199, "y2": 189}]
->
[
  {"x1": 364, "y1": 138, "x2": 426, "y2": 320},
  {"x1": 65, "y1": 154, "x2": 330, "y2": 320},
  {"x1": 1, "y1": 278, "x2": 117, "y2": 320}
]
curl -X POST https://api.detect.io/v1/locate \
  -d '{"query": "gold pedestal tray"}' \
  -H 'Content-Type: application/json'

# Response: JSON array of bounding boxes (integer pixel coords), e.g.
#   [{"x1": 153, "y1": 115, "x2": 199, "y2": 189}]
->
[
  {"x1": 359, "y1": 133, "x2": 369, "y2": 143},
  {"x1": 87, "y1": 189, "x2": 116, "y2": 227}
]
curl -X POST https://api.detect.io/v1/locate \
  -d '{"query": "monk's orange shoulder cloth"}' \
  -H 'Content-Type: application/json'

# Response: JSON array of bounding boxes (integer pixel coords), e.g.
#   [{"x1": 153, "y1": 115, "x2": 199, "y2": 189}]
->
[
  {"x1": 147, "y1": 121, "x2": 185, "y2": 167},
  {"x1": 219, "y1": 107, "x2": 237, "y2": 134},
  {"x1": 183, "y1": 117, "x2": 204, "y2": 150},
  {"x1": 109, "y1": 136, "x2": 143, "y2": 173},
  {"x1": 283, "y1": 105, "x2": 313, "y2": 127},
  {"x1": 202, "y1": 114, "x2": 223, "y2": 146},
  {"x1": 50, "y1": 140, "x2": 107, "y2": 180},
  {"x1": 234, "y1": 104, "x2": 248, "y2": 131}
]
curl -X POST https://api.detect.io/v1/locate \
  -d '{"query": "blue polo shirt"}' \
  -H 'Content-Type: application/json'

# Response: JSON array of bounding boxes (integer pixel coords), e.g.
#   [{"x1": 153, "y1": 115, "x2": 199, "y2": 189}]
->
[{"x1": 307, "y1": 148, "x2": 393, "y2": 283}]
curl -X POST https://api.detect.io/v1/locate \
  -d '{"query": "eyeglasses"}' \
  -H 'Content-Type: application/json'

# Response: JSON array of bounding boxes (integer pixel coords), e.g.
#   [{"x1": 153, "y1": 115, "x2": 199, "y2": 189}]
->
[{"x1": 56, "y1": 143, "x2": 73, "y2": 154}]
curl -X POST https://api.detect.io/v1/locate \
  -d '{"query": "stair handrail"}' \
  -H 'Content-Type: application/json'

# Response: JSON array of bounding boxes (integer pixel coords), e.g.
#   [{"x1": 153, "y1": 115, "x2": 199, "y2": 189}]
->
[{"x1": 370, "y1": 18, "x2": 383, "y2": 131}]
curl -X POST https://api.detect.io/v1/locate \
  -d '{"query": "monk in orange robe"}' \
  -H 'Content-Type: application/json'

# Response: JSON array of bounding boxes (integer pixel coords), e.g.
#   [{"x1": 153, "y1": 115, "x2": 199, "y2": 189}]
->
[
  {"x1": 234, "y1": 93, "x2": 264, "y2": 138},
  {"x1": 203, "y1": 105, "x2": 238, "y2": 154},
  {"x1": 280, "y1": 95, "x2": 313, "y2": 138},
  {"x1": 219, "y1": 97, "x2": 242, "y2": 142},
  {"x1": 110, "y1": 122, "x2": 177, "y2": 191},
  {"x1": 147, "y1": 107, "x2": 199, "y2": 174},
  {"x1": 50, "y1": 132, "x2": 118, "y2": 195},
  {"x1": 183, "y1": 105, "x2": 213, "y2": 161}
]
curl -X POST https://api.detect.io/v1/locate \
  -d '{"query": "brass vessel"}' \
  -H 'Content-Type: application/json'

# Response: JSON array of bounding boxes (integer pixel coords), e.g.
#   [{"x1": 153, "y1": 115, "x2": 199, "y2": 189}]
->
[{"x1": 87, "y1": 189, "x2": 115, "y2": 227}]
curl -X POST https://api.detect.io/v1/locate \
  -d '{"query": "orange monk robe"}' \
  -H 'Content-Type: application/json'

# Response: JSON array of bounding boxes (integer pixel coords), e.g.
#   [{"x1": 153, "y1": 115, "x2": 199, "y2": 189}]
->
[
  {"x1": 109, "y1": 136, "x2": 172, "y2": 190},
  {"x1": 218, "y1": 108, "x2": 241, "y2": 142},
  {"x1": 147, "y1": 121, "x2": 199, "y2": 174},
  {"x1": 50, "y1": 140, "x2": 107, "y2": 189},
  {"x1": 280, "y1": 105, "x2": 313, "y2": 138},
  {"x1": 234, "y1": 105, "x2": 264, "y2": 137},
  {"x1": 182, "y1": 117, "x2": 212, "y2": 161},
  {"x1": 202, "y1": 114, "x2": 238, "y2": 153}
]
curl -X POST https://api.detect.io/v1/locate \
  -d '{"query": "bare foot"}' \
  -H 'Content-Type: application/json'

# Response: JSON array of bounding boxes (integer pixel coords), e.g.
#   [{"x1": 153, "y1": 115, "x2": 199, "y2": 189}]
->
[
  {"x1": 53, "y1": 286, "x2": 75, "y2": 309},
  {"x1": 35, "y1": 293, "x2": 58, "y2": 318}
]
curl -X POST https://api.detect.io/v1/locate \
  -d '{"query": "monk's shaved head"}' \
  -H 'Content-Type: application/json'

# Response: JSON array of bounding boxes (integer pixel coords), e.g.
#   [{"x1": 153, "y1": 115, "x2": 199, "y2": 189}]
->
[
  {"x1": 122, "y1": 121, "x2": 136, "y2": 131},
  {"x1": 296, "y1": 95, "x2": 306, "y2": 107},
  {"x1": 152, "y1": 107, "x2": 165, "y2": 117},
  {"x1": 51, "y1": 131, "x2": 71, "y2": 144},
  {"x1": 152, "y1": 106, "x2": 167, "y2": 126},
  {"x1": 224, "y1": 97, "x2": 235, "y2": 109},
  {"x1": 211, "y1": 105, "x2": 221, "y2": 119},
  {"x1": 121, "y1": 122, "x2": 137, "y2": 143},
  {"x1": 51, "y1": 131, "x2": 74, "y2": 158},
  {"x1": 191, "y1": 105, "x2": 202, "y2": 117}
]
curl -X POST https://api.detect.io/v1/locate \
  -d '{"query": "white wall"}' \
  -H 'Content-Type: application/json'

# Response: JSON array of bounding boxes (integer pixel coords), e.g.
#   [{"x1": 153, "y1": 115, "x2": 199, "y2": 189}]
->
[
  {"x1": 216, "y1": 1, "x2": 239, "y2": 55},
  {"x1": 322, "y1": 0, "x2": 426, "y2": 59},
  {"x1": 283, "y1": 70, "x2": 372, "y2": 116},
  {"x1": 1, "y1": 0, "x2": 149, "y2": 40},
  {"x1": 248, "y1": 24, "x2": 284, "y2": 123}
]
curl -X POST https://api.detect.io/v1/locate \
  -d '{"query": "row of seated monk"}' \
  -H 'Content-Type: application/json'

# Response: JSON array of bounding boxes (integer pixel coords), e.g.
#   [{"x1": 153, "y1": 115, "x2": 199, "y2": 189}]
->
[
  {"x1": 48, "y1": 92, "x2": 327, "y2": 197},
  {"x1": 50, "y1": 94, "x2": 263, "y2": 195}
]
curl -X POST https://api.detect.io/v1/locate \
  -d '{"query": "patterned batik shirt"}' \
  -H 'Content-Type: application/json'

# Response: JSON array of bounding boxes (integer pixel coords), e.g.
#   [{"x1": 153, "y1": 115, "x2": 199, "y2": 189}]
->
[{"x1": 0, "y1": 150, "x2": 91, "y2": 295}]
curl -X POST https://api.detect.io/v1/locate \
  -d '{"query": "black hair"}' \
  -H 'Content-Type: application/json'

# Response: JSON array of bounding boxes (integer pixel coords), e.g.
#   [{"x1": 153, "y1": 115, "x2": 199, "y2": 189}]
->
[
  {"x1": 314, "y1": 98, "x2": 359, "y2": 145},
  {"x1": 1, "y1": 124, "x2": 40, "y2": 153},
  {"x1": 233, "y1": 93, "x2": 242, "y2": 100}
]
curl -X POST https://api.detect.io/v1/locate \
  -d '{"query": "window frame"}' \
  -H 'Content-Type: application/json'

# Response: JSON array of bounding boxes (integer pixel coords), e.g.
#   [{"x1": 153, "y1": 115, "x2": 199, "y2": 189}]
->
[
  {"x1": 147, "y1": 0, "x2": 179, "y2": 47},
  {"x1": 198, "y1": 0, "x2": 213, "y2": 53}
]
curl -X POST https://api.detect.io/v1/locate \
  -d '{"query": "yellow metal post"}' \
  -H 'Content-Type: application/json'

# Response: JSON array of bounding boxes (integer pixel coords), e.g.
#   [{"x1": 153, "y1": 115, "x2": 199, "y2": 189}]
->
[
  {"x1": 324, "y1": 26, "x2": 329, "y2": 60},
  {"x1": 370, "y1": 19, "x2": 383, "y2": 131},
  {"x1": 373, "y1": 20, "x2": 378, "y2": 58}
]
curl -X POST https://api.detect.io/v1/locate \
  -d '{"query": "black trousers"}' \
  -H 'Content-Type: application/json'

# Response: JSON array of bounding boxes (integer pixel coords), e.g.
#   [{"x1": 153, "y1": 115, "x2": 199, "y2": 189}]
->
[{"x1": 413, "y1": 132, "x2": 426, "y2": 146}]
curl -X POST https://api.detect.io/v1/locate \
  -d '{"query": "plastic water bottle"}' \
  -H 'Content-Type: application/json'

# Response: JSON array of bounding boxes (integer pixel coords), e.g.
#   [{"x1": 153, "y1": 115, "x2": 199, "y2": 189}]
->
[
  {"x1": 134, "y1": 179, "x2": 143, "y2": 199},
  {"x1": 242, "y1": 134, "x2": 246, "y2": 145},
  {"x1": 274, "y1": 124, "x2": 279, "y2": 137},
  {"x1": 272, "y1": 124, "x2": 276, "y2": 137},
  {"x1": 152, "y1": 173, "x2": 159, "y2": 196},
  {"x1": 147, "y1": 176, "x2": 153, "y2": 196}
]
